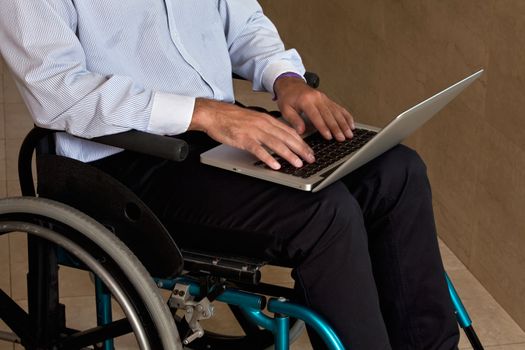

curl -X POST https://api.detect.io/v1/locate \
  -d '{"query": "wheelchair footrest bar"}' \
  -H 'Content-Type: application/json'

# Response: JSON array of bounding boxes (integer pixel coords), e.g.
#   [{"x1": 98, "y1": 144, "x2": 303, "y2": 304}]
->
[{"x1": 268, "y1": 298, "x2": 345, "y2": 350}]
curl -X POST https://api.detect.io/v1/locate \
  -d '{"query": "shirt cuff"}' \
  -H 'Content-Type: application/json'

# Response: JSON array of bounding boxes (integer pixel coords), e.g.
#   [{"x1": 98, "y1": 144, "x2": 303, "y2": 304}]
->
[
  {"x1": 148, "y1": 92, "x2": 195, "y2": 135},
  {"x1": 261, "y1": 61, "x2": 306, "y2": 94}
]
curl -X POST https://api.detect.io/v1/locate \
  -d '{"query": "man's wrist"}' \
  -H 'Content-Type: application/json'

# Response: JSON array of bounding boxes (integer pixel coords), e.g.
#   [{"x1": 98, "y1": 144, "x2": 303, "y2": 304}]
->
[{"x1": 273, "y1": 72, "x2": 305, "y2": 100}]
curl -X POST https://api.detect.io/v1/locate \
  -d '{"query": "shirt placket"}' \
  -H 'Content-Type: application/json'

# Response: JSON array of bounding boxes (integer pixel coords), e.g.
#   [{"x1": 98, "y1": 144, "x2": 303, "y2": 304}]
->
[{"x1": 163, "y1": 0, "x2": 222, "y2": 99}]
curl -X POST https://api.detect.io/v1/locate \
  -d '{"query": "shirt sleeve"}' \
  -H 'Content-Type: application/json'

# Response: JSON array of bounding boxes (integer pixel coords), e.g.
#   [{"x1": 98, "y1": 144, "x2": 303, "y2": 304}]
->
[
  {"x1": 218, "y1": 0, "x2": 306, "y2": 93},
  {"x1": 0, "y1": 0, "x2": 193, "y2": 139}
]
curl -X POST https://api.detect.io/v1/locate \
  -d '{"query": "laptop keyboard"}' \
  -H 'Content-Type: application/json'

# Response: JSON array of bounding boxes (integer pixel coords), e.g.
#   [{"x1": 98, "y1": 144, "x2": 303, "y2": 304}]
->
[{"x1": 254, "y1": 128, "x2": 377, "y2": 178}]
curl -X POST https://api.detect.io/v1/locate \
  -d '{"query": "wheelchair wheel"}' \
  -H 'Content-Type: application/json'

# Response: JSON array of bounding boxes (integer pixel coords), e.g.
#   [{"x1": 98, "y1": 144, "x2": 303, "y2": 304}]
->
[{"x1": 0, "y1": 197, "x2": 182, "y2": 350}]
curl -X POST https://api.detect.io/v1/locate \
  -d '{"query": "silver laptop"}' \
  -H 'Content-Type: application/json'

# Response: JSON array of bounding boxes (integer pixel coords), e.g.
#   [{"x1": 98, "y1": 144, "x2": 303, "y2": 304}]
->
[{"x1": 201, "y1": 70, "x2": 483, "y2": 192}]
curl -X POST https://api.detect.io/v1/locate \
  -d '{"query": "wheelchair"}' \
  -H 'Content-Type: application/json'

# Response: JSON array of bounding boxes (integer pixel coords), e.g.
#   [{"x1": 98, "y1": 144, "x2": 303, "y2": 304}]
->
[{"x1": 0, "y1": 73, "x2": 485, "y2": 350}]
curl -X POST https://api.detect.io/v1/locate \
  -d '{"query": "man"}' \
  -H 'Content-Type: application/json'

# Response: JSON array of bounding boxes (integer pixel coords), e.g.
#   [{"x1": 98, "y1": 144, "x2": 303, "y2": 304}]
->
[{"x1": 0, "y1": 1, "x2": 460, "y2": 349}]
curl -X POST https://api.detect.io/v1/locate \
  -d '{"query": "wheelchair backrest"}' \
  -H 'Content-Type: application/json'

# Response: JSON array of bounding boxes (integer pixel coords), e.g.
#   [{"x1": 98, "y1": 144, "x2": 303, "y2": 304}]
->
[{"x1": 19, "y1": 127, "x2": 184, "y2": 279}]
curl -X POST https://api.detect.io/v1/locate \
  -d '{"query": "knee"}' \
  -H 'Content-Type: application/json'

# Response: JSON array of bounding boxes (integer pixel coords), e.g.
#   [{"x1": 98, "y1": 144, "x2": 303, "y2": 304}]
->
[
  {"x1": 384, "y1": 145, "x2": 427, "y2": 179},
  {"x1": 301, "y1": 183, "x2": 367, "y2": 251},
  {"x1": 370, "y1": 145, "x2": 430, "y2": 197}
]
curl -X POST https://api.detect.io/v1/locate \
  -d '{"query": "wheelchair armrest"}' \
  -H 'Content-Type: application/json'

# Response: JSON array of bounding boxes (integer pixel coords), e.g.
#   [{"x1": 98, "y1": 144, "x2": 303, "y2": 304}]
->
[
  {"x1": 304, "y1": 72, "x2": 320, "y2": 89},
  {"x1": 92, "y1": 130, "x2": 189, "y2": 162}
]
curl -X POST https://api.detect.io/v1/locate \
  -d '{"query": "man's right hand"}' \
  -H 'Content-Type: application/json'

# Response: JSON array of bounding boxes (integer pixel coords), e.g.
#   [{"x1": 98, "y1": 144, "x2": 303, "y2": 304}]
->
[{"x1": 189, "y1": 98, "x2": 315, "y2": 170}]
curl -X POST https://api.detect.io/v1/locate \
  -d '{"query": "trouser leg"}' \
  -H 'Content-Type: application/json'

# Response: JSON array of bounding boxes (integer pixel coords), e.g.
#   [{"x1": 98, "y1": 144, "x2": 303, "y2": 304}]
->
[
  {"x1": 343, "y1": 145, "x2": 460, "y2": 350},
  {"x1": 149, "y1": 163, "x2": 391, "y2": 349},
  {"x1": 289, "y1": 184, "x2": 391, "y2": 350},
  {"x1": 91, "y1": 143, "x2": 391, "y2": 350}
]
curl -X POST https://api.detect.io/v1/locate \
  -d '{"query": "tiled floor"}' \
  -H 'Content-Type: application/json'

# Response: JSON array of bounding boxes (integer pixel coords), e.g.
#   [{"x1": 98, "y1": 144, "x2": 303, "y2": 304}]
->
[{"x1": 0, "y1": 78, "x2": 524, "y2": 349}]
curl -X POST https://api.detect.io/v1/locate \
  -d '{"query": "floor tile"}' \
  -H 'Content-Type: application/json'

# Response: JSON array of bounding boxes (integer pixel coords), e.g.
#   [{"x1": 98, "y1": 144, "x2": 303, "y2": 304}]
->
[
  {"x1": 0, "y1": 340, "x2": 13, "y2": 350},
  {"x1": 1, "y1": 308, "x2": 17, "y2": 350},
  {"x1": 199, "y1": 301, "x2": 244, "y2": 337},
  {"x1": 440, "y1": 237, "x2": 468, "y2": 272},
  {"x1": 449, "y1": 268, "x2": 525, "y2": 348},
  {"x1": 291, "y1": 329, "x2": 313, "y2": 350},
  {"x1": 485, "y1": 343, "x2": 525, "y2": 349},
  {"x1": 8, "y1": 232, "x2": 27, "y2": 301},
  {"x1": 58, "y1": 267, "x2": 95, "y2": 298},
  {"x1": 0, "y1": 235, "x2": 10, "y2": 296}
]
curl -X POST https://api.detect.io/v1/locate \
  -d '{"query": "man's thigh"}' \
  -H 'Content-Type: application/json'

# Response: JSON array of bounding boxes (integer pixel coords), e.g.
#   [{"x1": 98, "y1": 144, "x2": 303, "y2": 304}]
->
[{"x1": 91, "y1": 143, "x2": 359, "y2": 266}]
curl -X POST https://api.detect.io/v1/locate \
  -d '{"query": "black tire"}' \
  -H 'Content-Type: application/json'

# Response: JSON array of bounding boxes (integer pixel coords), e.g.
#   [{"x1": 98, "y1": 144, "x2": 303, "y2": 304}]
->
[{"x1": 0, "y1": 197, "x2": 182, "y2": 350}]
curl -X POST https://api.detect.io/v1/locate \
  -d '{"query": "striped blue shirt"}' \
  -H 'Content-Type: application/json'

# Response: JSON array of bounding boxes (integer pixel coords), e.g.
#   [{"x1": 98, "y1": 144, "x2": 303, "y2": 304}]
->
[{"x1": 0, "y1": 0, "x2": 305, "y2": 161}]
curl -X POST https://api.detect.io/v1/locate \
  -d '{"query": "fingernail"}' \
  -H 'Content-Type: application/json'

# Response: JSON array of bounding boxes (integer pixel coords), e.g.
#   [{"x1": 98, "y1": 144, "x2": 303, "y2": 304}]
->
[
  {"x1": 324, "y1": 132, "x2": 332, "y2": 140},
  {"x1": 345, "y1": 129, "x2": 353, "y2": 138},
  {"x1": 336, "y1": 132, "x2": 345, "y2": 141},
  {"x1": 308, "y1": 153, "x2": 315, "y2": 163},
  {"x1": 272, "y1": 162, "x2": 281, "y2": 170},
  {"x1": 294, "y1": 159, "x2": 303, "y2": 168}
]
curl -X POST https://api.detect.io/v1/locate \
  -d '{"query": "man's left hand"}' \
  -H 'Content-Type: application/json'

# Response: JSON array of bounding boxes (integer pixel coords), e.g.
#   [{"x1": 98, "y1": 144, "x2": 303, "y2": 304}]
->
[{"x1": 274, "y1": 76, "x2": 355, "y2": 141}]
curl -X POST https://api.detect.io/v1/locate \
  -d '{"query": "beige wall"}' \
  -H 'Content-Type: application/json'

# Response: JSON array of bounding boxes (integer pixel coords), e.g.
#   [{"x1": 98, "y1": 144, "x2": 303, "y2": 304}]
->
[{"x1": 260, "y1": 0, "x2": 525, "y2": 330}]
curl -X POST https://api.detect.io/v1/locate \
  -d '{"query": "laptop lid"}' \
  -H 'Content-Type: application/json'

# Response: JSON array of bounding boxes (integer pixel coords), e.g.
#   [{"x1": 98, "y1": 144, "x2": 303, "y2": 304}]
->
[{"x1": 312, "y1": 69, "x2": 484, "y2": 192}]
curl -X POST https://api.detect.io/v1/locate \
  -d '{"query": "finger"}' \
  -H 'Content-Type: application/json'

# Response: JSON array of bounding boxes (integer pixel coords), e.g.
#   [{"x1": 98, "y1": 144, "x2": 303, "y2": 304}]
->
[
  {"x1": 302, "y1": 104, "x2": 332, "y2": 140},
  {"x1": 265, "y1": 125, "x2": 315, "y2": 164},
  {"x1": 262, "y1": 134, "x2": 305, "y2": 168},
  {"x1": 249, "y1": 116, "x2": 313, "y2": 166},
  {"x1": 269, "y1": 116, "x2": 306, "y2": 145},
  {"x1": 280, "y1": 105, "x2": 306, "y2": 134},
  {"x1": 330, "y1": 104, "x2": 353, "y2": 139},
  {"x1": 318, "y1": 104, "x2": 346, "y2": 141},
  {"x1": 246, "y1": 141, "x2": 282, "y2": 170}
]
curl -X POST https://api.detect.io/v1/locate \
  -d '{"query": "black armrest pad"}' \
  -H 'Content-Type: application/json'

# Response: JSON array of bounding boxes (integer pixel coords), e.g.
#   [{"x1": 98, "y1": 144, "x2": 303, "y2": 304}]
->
[
  {"x1": 304, "y1": 72, "x2": 320, "y2": 89},
  {"x1": 92, "y1": 130, "x2": 189, "y2": 162}
]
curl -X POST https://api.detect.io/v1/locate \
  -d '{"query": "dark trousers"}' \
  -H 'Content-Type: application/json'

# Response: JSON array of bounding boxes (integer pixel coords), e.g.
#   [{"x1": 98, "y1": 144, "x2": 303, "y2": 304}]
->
[{"x1": 91, "y1": 133, "x2": 459, "y2": 350}]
